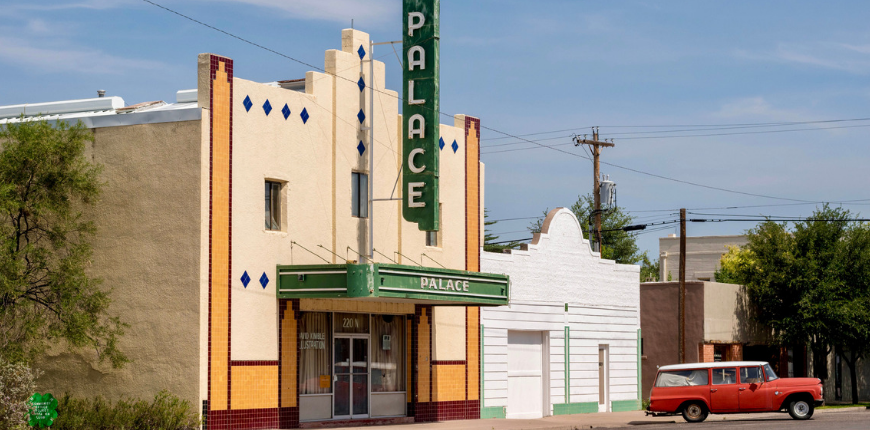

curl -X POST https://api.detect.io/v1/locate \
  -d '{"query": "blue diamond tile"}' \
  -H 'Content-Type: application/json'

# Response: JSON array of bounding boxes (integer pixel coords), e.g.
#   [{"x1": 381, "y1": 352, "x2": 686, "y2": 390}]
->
[
  {"x1": 263, "y1": 99, "x2": 272, "y2": 116},
  {"x1": 243, "y1": 96, "x2": 252, "y2": 112},
  {"x1": 452, "y1": 140, "x2": 459, "y2": 153},
  {"x1": 282, "y1": 104, "x2": 291, "y2": 120},
  {"x1": 358, "y1": 45, "x2": 366, "y2": 59},
  {"x1": 357, "y1": 109, "x2": 366, "y2": 124},
  {"x1": 259, "y1": 272, "x2": 269, "y2": 289},
  {"x1": 357, "y1": 77, "x2": 365, "y2": 92},
  {"x1": 439, "y1": 137, "x2": 445, "y2": 151},
  {"x1": 357, "y1": 141, "x2": 366, "y2": 156},
  {"x1": 241, "y1": 271, "x2": 251, "y2": 288},
  {"x1": 300, "y1": 107, "x2": 309, "y2": 124}
]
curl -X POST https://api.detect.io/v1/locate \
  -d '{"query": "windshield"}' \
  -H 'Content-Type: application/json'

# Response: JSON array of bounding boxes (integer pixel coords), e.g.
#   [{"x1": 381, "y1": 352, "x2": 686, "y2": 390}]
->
[{"x1": 763, "y1": 363, "x2": 779, "y2": 381}]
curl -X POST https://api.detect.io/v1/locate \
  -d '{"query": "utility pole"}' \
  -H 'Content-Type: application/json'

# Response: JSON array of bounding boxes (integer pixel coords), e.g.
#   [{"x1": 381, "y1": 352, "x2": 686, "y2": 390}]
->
[
  {"x1": 574, "y1": 128, "x2": 614, "y2": 251},
  {"x1": 679, "y1": 208, "x2": 686, "y2": 363}
]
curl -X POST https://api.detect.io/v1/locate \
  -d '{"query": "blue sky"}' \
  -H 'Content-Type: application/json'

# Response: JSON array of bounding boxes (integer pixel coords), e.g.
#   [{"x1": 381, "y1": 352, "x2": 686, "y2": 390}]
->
[{"x1": 3, "y1": 0, "x2": 869, "y2": 259}]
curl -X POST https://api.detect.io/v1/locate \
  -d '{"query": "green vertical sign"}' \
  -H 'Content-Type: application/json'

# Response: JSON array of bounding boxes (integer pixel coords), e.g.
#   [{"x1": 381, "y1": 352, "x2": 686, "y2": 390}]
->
[{"x1": 402, "y1": 0, "x2": 440, "y2": 231}]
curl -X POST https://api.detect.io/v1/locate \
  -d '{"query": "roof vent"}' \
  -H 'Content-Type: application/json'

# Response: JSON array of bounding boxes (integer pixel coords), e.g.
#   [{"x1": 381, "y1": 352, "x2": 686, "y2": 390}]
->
[{"x1": 97, "y1": 90, "x2": 106, "y2": 98}]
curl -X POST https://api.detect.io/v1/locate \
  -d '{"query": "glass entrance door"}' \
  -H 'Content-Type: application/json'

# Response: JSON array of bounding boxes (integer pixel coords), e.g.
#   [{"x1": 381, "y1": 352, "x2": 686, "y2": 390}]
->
[{"x1": 333, "y1": 336, "x2": 369, "y2": 419}]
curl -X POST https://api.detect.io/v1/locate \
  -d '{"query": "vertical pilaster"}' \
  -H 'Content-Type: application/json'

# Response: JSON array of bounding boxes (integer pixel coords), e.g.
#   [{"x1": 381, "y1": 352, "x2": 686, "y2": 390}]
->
[{"x1": 203, "y1": 53, "x2": 233, "y2": 429}]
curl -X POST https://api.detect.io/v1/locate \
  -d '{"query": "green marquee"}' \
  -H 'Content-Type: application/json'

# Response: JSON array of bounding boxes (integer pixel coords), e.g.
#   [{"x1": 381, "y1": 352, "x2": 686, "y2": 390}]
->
[{"x1": 277, "y1": 263, "x2": 509, "y2": 306}]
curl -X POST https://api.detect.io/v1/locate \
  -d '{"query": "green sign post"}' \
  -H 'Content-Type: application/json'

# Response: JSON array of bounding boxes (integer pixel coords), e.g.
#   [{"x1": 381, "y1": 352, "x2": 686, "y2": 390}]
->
[
  {"x1": 28, "y1": 393, "x2": 58, "y2": 428},
  {"x1": 402, "y1": 0, "x2": 440, "y2": 231}
]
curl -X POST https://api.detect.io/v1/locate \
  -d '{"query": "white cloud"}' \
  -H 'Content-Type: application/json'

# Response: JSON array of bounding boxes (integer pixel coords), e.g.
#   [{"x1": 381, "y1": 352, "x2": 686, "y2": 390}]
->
[
  {"x1": 735, "y1": 42, "x2": 870, "y2": 74},
  {"x1": 8, "y1": 0, "x2": 133, "y2": 11},
  {"x1": 209, "y1": 0, "x2": 397, "y2": 24},
  {"x1": 0, "y1": 37, "x2": 168, "y2": 75}
]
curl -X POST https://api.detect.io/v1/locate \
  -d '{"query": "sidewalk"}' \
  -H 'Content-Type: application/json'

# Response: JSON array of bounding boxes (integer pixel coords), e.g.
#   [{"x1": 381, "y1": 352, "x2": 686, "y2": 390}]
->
[{"x1": 307, "y1": 407, "x2": 868, "y2": 430}]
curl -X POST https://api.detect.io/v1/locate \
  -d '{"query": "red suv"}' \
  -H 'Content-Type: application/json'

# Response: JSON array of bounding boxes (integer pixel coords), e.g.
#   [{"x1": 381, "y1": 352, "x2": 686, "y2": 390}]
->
[{"x1": 648, "y1": 361, "x2": 823, "y2": 422}]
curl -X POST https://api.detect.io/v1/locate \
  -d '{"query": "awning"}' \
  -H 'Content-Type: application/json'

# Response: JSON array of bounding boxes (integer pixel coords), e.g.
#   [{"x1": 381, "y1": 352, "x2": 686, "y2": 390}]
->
[{"x1": 277, "y1": 263, "x2": 509, "y2": 306}]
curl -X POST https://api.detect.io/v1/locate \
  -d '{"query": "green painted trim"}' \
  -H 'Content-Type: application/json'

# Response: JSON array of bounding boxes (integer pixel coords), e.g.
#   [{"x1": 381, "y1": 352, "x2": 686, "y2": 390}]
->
[
  {"x1": 480, "y1": 406, "x2": 505, "y2": 419},
  {"x1": 553, "y1": 402, "x2": 597, "y2": 415},
  {"x1": 637, "y1": 328, "x2": 642, "y2": 402},
  {"x1": 564, "y1": 326, "x2": 570, "y2": 403},
  {"x1": 611, "y1": 399, "x2": 641, "y2": 412},
  {"x1": 276, "y1": 263, "x2": 509, "y2": 305},
  {"x1": 480, "y1": 323, "x2": 485, "y2": 408}
]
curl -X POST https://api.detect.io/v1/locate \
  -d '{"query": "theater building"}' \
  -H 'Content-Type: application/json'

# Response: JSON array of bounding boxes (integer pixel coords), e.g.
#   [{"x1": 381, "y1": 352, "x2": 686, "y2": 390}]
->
[{"x1": 2, "y1": 25, "x2": 509, "y2": 429}]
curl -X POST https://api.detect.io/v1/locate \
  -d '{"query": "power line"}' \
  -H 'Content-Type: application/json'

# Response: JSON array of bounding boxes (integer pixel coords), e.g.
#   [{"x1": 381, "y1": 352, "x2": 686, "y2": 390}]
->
[
  {"x1": 481, "y1": 123, "x2": 870, "y2": 153},
  {"x1": 481, "y1": 117, "x2": 870, "y2": 143},
  {"x1": 140, "y1": 0, "x2": 852, "y2": 206},
  {"x1": 625, "y1": 199, "x2": 870, "y2": 213}
]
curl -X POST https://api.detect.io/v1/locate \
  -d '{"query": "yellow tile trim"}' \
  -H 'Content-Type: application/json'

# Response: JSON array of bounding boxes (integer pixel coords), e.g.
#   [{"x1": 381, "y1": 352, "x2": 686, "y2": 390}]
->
[
  {"x1": 209, "y1": 59, "x2": 231, "y2": 411},
  {"x1": 231, "y1": 366, "x2": 279, "y2": 410}
]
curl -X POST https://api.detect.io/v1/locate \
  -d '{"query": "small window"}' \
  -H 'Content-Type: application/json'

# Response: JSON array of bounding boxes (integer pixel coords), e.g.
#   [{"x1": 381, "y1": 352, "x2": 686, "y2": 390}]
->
[
  {"x1": 351, "y1": 172, "x2": 368, "y2": 218},
  {"x1": 763, "y1": 363, "x2": 779, "y2": 382},
  {"x1": 740, "y1": 367, "x2": 764, "y2": 384},
  {"x1": 655, "y1": 370, "x2": 709, "y2": 387},
  {"x1": 425, "y1": 231, "x2": 437, "y2": 247},
  {"x1": 265, "y1": 181, "x2": 281, "y2": 230},
  {"x1": 712, "y1": 368, "x2": 737, "y2": 385}
]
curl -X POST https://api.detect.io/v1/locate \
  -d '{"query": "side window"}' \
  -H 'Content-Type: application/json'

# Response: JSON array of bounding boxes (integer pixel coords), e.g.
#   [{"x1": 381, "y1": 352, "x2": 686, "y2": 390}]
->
[
  {"x1": 425, "y1": 231, "x2": 437, "y2": 247},
  {"x1": 655, "y1": 370, "x2": 709, "y2": 387},
  {"x1": 265, "y1": 180, "x2": 282, "y2": 231},
  {"x1": 712, "y1": 368, "x2": 737, "y2": 385},
  {"x1": 351, "y1": 172, "x2": 368, "y2": 218},
  {"x1": 740, "y1": 367, "x2": 764, "y2": 384}
]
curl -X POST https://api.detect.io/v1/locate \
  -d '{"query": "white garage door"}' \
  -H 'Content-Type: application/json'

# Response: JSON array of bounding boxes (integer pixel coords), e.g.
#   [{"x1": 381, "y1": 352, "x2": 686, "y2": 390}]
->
[{"x1": 507, "y1": 330, "x2": 543, "y2": 419}]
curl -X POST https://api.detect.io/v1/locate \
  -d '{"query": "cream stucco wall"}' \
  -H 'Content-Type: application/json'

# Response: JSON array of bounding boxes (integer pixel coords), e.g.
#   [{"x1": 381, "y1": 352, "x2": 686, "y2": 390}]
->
[
  {"x1": 227, "y1": 29, "x2": 480, "y2": 362},
  {"x1": 36, "y1": 120, "x2": 203, "y2": 407},
  {"x1": 702, "y1": 281, "x2": 769, "y2": 344}
]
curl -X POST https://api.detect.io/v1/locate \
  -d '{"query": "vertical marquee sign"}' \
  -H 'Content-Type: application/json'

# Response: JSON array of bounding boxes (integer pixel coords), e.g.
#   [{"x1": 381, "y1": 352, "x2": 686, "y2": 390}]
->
[{"x1": 402, "y1": 0, "x2": 440, "y2": 231}]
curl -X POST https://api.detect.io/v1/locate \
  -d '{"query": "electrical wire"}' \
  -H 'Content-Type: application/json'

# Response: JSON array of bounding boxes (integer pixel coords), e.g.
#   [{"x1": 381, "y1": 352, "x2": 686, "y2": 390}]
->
[
  {"x1": 481, "y1": 117, "x2": 870, "y2": 143},
  {"x1": 141, "y1": 0, "x2": 855, "y2": 206}
]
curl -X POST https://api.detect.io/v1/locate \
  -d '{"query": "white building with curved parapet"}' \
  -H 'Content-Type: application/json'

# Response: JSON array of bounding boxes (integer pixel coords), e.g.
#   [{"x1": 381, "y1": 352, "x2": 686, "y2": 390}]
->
[{"x1": 480, "y1": 208, "x2": 641, "y2": 419}]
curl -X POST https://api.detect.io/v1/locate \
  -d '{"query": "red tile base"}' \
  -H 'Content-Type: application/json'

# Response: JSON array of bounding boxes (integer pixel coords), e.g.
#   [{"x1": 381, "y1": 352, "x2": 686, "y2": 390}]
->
[{"x1": 414, "y1": 400, "x2": 480, "y2": 422}]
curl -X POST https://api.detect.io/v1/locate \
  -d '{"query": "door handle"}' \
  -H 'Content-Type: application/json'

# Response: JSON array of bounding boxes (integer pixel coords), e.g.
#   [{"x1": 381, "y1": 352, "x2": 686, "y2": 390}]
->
[
  {"x1": 710, "y1": 389, "x2": 717, "y2": 393},
  {"x1": 739, "y1": 387, "x2": 747, "y2": 391}
]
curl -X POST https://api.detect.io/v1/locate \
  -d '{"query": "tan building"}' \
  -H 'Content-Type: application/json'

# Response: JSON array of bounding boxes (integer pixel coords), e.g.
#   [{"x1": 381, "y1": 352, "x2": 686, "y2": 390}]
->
[
  {"x1": 2, "y1": 28, "x2": 508, "y2": 429},
  {"x1": 658, "y1": 235, "x2": 748, "y2": 282}
]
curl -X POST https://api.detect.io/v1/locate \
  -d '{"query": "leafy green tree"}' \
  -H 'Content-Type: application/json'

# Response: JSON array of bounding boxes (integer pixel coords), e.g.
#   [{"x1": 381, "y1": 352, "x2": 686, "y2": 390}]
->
[
  {"x1": 713, "y1": 245, "x2": 753, "y2": 284},
  {"x1": 830, "y1": 222, "x2": 870, "y2": 403},
  {"x1": 735, "y1": 206, "x2": 866, "y2": 386},
  {"x1": 529, "y1": 194, "x2": 647, "y2": 265},
  {"x1": 640, "y1": 254, "x2": 660, "y2": 282},
  {"x1": 0, "y1": 119, "x2": 127, "y2": 367}
]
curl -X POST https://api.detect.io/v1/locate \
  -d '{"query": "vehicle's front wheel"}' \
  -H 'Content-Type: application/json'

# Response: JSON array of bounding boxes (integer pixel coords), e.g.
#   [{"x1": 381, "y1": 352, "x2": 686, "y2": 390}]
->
[
  {"x1": 787, "y1": 399, "x2": 814, "y2": 420},
  {"x1": 681, "y1": 402, "x2": 708, "y2": 423}
]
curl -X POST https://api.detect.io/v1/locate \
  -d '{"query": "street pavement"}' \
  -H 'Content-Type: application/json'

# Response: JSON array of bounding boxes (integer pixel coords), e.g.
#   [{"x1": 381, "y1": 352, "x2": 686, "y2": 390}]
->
[{"x1": 305, "y1": 407, "x2": 869, "y2": 430}]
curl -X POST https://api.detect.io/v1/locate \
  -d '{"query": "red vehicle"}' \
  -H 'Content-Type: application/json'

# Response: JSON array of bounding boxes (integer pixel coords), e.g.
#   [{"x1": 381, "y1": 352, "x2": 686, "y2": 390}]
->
[{"x1": 647, "y1": 361, "x2": 823, "y2": 422}]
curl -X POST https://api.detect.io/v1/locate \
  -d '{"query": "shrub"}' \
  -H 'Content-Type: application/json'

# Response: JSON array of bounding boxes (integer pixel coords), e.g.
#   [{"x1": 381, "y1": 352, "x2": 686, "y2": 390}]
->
[
  {"x1": 0, "y1": 359, "x2": 40, "y2": 430},
  {"x1": 51, "y1": 390, "x2": 200, "y2": 430}
]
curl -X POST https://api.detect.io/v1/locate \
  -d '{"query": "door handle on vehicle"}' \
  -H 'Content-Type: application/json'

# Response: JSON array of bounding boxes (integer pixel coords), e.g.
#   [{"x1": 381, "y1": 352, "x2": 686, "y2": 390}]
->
[
  {"x1": 710, "y1": 389, "x2": 717, "y2": 393},
  {"x1": 739, "y1": 387, "x2": 747, "y2": 391}
]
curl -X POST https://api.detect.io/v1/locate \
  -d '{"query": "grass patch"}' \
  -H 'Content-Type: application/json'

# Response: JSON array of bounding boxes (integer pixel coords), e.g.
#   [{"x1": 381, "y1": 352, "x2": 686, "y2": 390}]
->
[{"x1": 818, "y1": 402, "x2": 870, "y2": 409}]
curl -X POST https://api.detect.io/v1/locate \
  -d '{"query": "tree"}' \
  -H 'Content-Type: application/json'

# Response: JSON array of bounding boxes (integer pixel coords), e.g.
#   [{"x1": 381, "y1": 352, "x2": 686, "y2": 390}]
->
[
  {"x1": 0, "y1": 118, "x2": 127, "y2": 367},
  {"x1": 639, "y1": 253, "x2": 660, "y2": 282},
  {"x1": 529, "y1": 194, "x2": 647, "y2": 265},
  {"x1": 830, "y1": 222, "x2": 870, "y2": 403},
  {"x1": 483, "y1": 209, "x2": 521, "y2": 253},
  {"x1": 735, "y1": 206, "x2": 869, "y2": 389},
  {"x1": 713, "y1": 245, "x2": 753, "y2": 284}
]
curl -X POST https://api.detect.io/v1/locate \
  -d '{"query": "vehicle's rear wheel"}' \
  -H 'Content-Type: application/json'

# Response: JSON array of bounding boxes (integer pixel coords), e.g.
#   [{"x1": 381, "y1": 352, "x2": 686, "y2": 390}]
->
[
  {"x1": 681, "y1": 402, "x2": 708, "y2": 423},
  {"x1": 787, "y1": 399, "x2": 814, "y2": 420}
]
